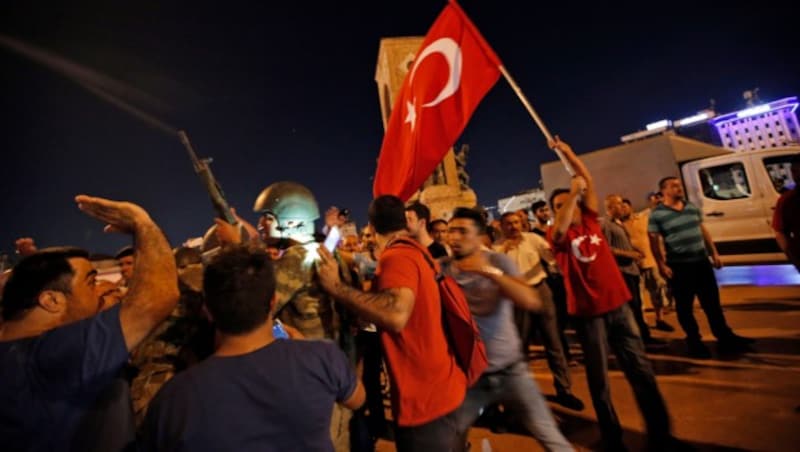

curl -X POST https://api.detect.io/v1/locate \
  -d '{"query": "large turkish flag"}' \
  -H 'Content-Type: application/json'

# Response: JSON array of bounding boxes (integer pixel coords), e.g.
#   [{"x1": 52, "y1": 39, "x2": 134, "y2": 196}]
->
[{"x1": 373, "y1": 1, "x2": 502, "y2": 201}]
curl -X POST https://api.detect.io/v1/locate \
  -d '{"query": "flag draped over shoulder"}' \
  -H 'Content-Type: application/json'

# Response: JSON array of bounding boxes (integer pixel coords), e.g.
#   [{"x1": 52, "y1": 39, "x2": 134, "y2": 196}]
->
[{"x1": 372, "y1": 0, "x2": 502, "y2": 201}]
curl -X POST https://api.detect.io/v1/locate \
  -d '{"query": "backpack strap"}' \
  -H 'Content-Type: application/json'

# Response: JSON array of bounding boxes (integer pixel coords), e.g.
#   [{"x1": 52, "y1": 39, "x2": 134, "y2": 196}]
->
[{"x1": 387, "y1": 237, "x2": 444, "y2": 282}]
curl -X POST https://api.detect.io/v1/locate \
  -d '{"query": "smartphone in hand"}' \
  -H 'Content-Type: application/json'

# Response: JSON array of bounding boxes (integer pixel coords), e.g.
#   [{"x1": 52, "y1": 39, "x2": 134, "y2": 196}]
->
[{"x1": 324, "y1": 226, "x2": 341, "y2": 253}]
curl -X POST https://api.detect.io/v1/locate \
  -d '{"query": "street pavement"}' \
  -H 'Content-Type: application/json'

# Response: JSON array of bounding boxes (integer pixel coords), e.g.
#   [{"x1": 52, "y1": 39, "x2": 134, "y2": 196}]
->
[{"x1": 378, "y1": 277, "x2": 800, "y2": 451}]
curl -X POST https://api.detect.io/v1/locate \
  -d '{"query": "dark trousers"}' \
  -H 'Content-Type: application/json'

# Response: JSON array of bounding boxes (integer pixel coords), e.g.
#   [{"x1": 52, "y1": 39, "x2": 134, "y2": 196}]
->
[
  {"x1": 575, "y1": 304, "x2": 671, "y2": 445},
  {"x1": 546, "y1": 274, "x2": 573, "y2": 361},
  {"x1": 668, "y1": 259, "x2": 733, "y2": 342},
  {"x1": 394, "y1": 409, "x2": 461, "y2": 452},
  {"x1": 623, "y1": 273, "x2": 652, "y2": 341},
  {"x1": 351, "y1": 331, "x2": 387, "y2": 451},
  {"x1": 515, "y1": 282, "x2": 572, "y2": 395}
]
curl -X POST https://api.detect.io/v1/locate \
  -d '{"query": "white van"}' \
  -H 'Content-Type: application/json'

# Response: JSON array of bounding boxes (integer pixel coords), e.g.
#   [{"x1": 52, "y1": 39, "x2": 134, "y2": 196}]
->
[
  {"x1": 541, "y1": 135, "x2": 798, "y2": 265},
  {"x1": 682, "y1": 146, "x2": 797, "y2": 264}
]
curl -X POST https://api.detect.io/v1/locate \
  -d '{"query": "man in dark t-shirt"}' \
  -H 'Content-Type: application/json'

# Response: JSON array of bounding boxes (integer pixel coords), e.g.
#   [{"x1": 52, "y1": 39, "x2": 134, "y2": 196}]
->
[
  {"x1": 0, "y1": 195, "x2": 179, "y2": 452},
  {"x1": 142, "y1": 246, "x2": 365, "y2": 452}
]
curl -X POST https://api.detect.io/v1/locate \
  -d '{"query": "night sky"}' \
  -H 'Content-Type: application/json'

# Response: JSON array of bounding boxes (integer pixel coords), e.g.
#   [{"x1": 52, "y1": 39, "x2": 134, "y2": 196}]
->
[{"x1": 1, "y1": 1, "x2": 798, "y2": 255}]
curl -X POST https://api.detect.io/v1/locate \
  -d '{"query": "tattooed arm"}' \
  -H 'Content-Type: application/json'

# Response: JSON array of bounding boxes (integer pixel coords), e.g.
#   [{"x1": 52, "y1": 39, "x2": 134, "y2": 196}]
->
[{"x1": 317, "y1": 247, "x2": 414, "y2": 333}]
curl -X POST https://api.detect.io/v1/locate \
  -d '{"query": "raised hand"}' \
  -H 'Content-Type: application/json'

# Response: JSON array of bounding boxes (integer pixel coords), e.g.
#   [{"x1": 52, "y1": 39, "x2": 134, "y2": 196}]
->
[{"x1": 75, "y1": 195, "x2": 152, "y2": 234}]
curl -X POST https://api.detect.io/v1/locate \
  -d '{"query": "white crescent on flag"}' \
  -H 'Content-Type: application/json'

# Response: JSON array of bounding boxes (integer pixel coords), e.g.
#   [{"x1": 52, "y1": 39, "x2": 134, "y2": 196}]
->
[{"x1": 409, "y1": 37, "x2": 462, "y2": 107}]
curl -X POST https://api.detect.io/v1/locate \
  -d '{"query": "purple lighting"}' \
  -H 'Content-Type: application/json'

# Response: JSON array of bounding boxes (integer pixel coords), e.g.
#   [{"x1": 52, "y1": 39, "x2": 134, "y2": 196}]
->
[
  {"x1": 710, "y1": 96, "x2": 800, "y2": 151},
  {"x1": 715, "y1": 265, "x2": 800, "y2": 286}
]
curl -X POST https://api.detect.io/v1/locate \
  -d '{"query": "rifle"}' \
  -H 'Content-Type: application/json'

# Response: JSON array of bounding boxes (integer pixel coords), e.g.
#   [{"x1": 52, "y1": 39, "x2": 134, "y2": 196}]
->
[{"x1": 178, "y1": 130, "x2": 238, "y2": 225}]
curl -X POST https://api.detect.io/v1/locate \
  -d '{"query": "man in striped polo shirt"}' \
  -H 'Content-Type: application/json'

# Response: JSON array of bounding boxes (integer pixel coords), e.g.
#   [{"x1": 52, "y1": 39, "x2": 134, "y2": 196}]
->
[{"x1": 648, "y1": 176, "x2": 753, "y2": 359}]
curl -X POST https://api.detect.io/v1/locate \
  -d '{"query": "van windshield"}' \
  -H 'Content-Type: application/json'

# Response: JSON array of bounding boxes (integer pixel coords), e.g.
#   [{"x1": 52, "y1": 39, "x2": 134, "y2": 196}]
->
[{"x1": 699, "y1": 163, "x2": 751, "y2": 200}]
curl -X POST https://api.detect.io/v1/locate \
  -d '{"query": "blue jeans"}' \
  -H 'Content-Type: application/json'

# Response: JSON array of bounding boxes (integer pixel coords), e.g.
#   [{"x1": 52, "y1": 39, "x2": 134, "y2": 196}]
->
[
  {"x1": 575, "y1": 304, "x2": 671, "y2": 445},
  {"x1": 454, "y1": 361, "x2": 573, "y2": 452}
]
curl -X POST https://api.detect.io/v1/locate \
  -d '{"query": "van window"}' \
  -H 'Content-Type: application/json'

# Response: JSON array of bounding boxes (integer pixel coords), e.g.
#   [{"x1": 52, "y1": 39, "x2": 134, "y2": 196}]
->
[
  {"x1": 762, "y1": 155, "x2": 796, "y2": 193},
  {"x1": 698, "y1": 163, "x2": 751, "y2": 200}
]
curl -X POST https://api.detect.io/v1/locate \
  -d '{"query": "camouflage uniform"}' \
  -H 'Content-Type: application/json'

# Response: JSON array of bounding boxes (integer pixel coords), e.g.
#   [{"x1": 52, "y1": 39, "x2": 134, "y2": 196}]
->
[
  {"x1": 129, "y1": 264, "x2": 213, "y2": 428},
  {"x1": 273, "y1": 243, "x2": 356, "y2": 352}
]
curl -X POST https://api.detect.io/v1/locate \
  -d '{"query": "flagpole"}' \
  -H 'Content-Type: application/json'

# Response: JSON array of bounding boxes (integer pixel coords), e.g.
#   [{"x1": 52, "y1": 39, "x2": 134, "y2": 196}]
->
[{"x1": 498, "y1": 65, "x2": 575, "y2": 176}]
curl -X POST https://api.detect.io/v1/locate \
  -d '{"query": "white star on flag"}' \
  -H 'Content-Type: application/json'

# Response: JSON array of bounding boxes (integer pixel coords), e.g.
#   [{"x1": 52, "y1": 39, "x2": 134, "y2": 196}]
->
[
  {"x1": 589, "y1": 234, "x2": 602, "y2": 245},
  {"x1": 404, "y1": 99, "x2": 417, "y2": 131}
]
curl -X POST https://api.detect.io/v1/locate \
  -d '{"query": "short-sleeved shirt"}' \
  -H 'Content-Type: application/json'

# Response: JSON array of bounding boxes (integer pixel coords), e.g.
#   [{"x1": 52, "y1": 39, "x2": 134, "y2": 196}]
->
[
  {"x1": 547, "y1": 208, "x2": 631, "y2": 317},
  {"x1": 441, "y1": 251, "x2": 523, "y2": 372},
  {"x1": 601, "y1": 218, "x2": 640, "y2": 276},
  {"x1": 0, "y1": 304, "x2": 129, "y2": 452},
  {"x1": 648, "y1": 202, "x2": 708, "y2": 264},
  {"x1": 493, "y1": 232, "x2": 552, "y2": 286},
  {"x1": 376, "y1": 241, "x2": 466, "y2": 426},
  {"x1": 142, "y1": 339, "x2": 357, "y2": 452}
]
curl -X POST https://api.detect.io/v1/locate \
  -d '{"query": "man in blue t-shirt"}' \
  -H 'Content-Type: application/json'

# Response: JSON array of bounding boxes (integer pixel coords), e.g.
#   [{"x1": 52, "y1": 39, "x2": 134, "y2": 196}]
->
[
  {"x1": 142, "y1": 246, "x2": 365, "y2": 452},
  {"x1": 0, "y1": 195, "x2": 180, "y2": 452}
]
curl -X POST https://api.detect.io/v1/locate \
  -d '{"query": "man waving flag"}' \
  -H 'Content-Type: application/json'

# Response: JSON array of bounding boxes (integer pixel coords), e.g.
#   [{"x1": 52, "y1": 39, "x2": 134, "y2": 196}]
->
[{"x1": 373, "y1": 0, "x2": 502, "y2": 201}]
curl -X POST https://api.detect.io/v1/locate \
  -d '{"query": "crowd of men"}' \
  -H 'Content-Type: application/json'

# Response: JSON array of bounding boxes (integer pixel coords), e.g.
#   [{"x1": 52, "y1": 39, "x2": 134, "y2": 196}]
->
[{"x1": 0, "y1": 142, "x2": 797, "y2": 452}]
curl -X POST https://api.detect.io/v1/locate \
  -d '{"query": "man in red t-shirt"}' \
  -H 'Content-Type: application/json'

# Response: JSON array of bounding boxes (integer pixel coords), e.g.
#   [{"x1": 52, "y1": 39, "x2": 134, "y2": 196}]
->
[
  {"x1": 547, "y1": 137, "x2": 680, "y2": 452},
  {"x1": 317, "y1": 195, "x2": 466, "y2": 452},
  {"x1": 772, "y1": 154, "x2": 800, "y2": 272}
]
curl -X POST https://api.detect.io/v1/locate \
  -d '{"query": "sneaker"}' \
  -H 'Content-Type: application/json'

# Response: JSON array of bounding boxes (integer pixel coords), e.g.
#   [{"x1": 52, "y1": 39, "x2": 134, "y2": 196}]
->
[
  {"x1": 553, "y1": 392, "x2": 585, "y2": 411},
  {"x1": 654, "y1": 320, "x2": 675, "y2": 332},
  {"x1": 687, "y1": 340, "x2": 711, "y2": 359}
]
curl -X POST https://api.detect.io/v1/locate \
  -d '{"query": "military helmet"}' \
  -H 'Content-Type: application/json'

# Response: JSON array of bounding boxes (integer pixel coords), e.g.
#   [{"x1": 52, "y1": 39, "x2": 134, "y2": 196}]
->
[{"x1": 253, "y1": 181, "x2": 319, "y2": 223}]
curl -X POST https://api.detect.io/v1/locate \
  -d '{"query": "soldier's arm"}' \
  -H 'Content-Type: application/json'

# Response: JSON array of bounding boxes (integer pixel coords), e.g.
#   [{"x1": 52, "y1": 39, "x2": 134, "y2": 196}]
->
[{"x1": 271, "y1": 249, "x2": 306, "y2": 318}]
